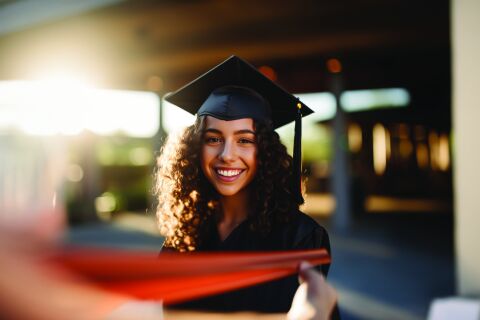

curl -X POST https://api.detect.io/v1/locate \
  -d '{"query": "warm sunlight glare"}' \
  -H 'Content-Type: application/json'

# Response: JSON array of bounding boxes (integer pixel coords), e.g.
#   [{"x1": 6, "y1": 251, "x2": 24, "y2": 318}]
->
[{"x1": 0, "y1": 79, "x2": 159, "y2": 137}]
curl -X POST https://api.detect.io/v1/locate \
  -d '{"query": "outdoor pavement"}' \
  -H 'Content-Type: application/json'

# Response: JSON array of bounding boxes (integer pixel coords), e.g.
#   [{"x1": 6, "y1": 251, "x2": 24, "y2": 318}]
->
[{"x1": 321, "y1": 213, "x2": 455, "y2": 320}]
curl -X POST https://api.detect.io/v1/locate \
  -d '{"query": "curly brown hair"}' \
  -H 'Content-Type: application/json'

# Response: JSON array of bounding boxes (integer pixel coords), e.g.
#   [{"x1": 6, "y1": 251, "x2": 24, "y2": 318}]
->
[{"x1": 154, "y1": 116, "x2": 302, "y2": 252}]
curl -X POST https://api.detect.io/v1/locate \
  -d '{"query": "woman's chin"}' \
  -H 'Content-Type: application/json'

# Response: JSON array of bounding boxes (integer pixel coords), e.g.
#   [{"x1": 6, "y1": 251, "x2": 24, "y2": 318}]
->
[
  {"x1": 216, "y1": 188, "x2": 241, "y2": 197},
  {"x1": 214, "y1": 185, "x2": 249, "y2": 198}
]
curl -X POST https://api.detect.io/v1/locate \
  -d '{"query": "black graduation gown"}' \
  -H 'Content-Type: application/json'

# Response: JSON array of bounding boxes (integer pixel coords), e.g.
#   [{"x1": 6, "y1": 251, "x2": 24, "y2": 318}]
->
[{"x1": 165, "y1": 210, "x2": 331, "y2": 313}]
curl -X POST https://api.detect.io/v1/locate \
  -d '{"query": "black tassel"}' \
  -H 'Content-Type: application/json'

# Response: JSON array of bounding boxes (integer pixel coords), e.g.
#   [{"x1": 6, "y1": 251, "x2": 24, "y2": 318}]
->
[{"x1": 293, "y1": 101, "x2": 304, "y2": 204}]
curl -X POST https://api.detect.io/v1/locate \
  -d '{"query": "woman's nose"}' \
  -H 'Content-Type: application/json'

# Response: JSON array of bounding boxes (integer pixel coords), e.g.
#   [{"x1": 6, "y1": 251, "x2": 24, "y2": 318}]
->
[{"x1": 219, "y1": 141, "x2": 235, "y2": 162}]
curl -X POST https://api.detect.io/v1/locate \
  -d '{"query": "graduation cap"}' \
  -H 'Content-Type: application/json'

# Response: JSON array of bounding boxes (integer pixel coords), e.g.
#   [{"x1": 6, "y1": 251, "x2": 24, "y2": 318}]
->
[{"x1": 164, "y1": 55, "x2": 313, "y2": 204}]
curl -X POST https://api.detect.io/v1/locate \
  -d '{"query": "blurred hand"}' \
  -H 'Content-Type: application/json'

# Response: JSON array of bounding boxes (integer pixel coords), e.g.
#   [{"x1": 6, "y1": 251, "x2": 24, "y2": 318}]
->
[
  {"x1": 287, "y1": 261, "x2": 337, "y2": 320},
  {"x1": 0, "y1": 208, "x2": 65, "y2": 252},
  {"x1": 0, "y1": 209, "x2": 129, "y2": 320}
]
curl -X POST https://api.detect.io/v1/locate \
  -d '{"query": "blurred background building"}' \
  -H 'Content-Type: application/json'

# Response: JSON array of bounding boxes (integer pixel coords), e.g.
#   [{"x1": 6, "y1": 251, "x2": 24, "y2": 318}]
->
[{"x1": 0, "y1": 0, "x2": 478, "y2": 319}]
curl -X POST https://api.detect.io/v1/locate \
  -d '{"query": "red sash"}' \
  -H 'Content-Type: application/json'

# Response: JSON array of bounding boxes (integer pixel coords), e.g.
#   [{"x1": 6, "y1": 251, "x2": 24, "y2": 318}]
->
[{"x1": 54, "y1": 248, "x2": 330, "y2": 304}]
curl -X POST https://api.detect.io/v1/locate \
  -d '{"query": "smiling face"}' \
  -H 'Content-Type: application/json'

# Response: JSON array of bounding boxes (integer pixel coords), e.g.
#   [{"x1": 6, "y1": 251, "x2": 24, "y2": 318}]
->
[{"x1": 201, "y1": 116, "x2": 258, "y2": 198}]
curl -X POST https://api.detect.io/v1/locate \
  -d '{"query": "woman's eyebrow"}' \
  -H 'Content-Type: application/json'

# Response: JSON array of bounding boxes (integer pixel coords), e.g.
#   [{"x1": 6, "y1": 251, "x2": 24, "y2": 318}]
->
[
  {"x1": 204, "y1": 128, "x2": 222, "y2": 134},
  {"x1": 234, "y1": 129, "x2": 255, "y2": 135}
]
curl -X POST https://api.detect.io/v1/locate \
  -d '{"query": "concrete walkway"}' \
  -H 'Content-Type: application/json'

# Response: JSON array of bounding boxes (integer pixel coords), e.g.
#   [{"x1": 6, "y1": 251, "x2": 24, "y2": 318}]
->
[{"x1": 318, "y1": 214, "x2": 455, "y2": 319}]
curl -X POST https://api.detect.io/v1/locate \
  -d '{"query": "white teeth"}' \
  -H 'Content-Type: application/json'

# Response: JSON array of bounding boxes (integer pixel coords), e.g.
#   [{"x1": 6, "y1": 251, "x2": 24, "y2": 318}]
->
[{"x1": 217, "y1": 169, "x2": 242, "y2": 177}]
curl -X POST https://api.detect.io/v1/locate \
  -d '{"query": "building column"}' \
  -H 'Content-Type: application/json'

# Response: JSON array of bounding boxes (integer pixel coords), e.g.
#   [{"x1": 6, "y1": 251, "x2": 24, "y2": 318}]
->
[{"x1": 453, "y1": 0, "x2": 480, "y2": 295}]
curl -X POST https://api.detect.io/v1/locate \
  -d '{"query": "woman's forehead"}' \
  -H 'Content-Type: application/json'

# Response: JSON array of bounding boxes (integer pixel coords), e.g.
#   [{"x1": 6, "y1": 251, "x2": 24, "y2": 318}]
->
[{"x1": 204, "y1": 116, "x2": 255, "y2": 132}]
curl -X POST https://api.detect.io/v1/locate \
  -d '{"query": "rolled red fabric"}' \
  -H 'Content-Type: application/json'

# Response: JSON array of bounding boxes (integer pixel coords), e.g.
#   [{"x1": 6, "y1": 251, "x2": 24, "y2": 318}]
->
[{"x1": 53, "y1": 248, "x2": 330, "y2": 304}]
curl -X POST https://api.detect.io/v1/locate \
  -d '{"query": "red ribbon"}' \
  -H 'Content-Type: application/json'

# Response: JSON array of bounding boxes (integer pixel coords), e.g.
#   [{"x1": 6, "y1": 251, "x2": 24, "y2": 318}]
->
[{"x1": 54, "y1": 248, "x2": 330, "y2": 305}]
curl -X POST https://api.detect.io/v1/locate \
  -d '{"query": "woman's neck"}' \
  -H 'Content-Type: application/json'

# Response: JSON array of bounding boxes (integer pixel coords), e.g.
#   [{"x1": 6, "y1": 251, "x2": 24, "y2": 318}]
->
[
  {"x1": 217, "y1": 188, "x2": 251, "y2": 240},
  {"x1": 219, "y1": 188, "x2": 251, "y2": 224}
]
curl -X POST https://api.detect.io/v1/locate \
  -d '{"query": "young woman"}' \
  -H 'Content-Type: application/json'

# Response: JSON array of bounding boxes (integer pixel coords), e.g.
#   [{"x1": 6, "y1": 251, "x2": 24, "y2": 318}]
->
[{"x1": 155, "y1": 57, "x2": 332, "y2": 313}]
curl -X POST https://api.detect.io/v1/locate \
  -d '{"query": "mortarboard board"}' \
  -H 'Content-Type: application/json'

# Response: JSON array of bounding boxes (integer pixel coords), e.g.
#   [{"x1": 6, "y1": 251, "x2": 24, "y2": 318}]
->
[{"x1": 164, "y1": 55, "x2": 312, "y2": 204}]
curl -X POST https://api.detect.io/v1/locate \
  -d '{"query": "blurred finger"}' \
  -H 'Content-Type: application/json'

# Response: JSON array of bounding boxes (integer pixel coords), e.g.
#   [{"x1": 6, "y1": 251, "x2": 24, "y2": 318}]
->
[{"x1": 0, "y1": 208, "x2": 65, "y2": 241}]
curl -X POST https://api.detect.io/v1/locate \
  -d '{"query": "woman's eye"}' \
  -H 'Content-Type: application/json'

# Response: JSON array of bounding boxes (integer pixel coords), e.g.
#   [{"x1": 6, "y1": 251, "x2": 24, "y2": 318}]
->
[
  {"x1": 205, "y1": 137, "x2": 222, "y2": 144},
  {"x1": 238, "y1": 138, "x2": 255, "y2": 144}
]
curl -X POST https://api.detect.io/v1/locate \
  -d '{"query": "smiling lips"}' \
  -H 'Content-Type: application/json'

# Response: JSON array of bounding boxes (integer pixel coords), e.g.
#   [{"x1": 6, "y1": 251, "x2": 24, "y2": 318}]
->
[{"x1": 215, "y1": 168, "x2": 245, "y2": 181}]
